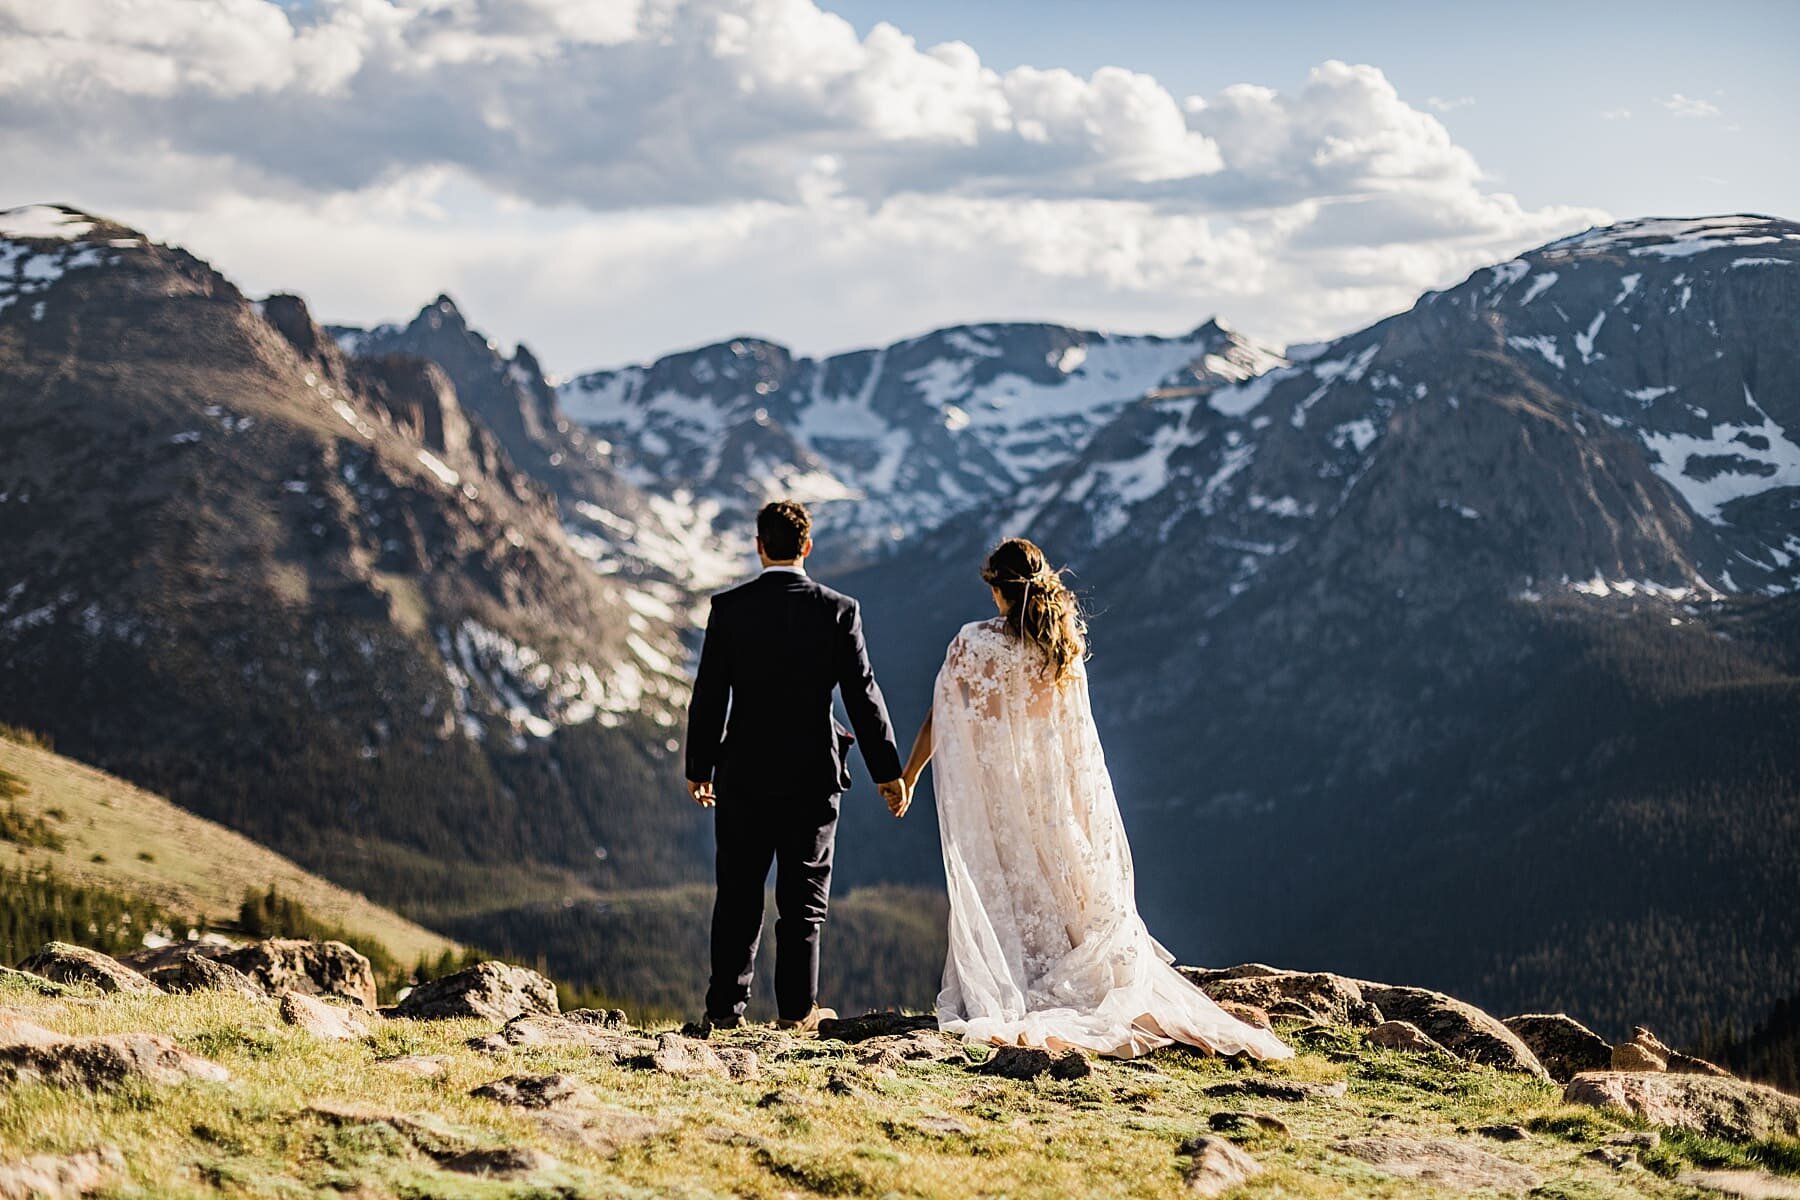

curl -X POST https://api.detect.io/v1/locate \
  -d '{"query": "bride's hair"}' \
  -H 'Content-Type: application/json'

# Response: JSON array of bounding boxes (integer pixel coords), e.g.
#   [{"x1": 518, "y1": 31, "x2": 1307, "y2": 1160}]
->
[{"x1": 981, "y1": 538, "x2": 1087, "y2": 685}]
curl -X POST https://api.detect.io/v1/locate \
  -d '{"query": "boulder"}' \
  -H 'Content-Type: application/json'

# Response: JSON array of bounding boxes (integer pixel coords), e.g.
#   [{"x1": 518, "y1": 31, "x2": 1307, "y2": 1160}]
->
[
  {"x1": 1564, "y1": 1072, "x2": 1800, "y2": 1142},
  {"x1": 392, "y1": 962, "x2": 557, "y2": 1022},
  {"x1": 0, "y1": 1015, "x2": 62, "y2": 1047},
  {"x1": 1179, "y1": 1136, "x2": 1262, "y2": 1196},
  {"x1": 435, "y1": 1147, "x2": 556, "y2": 1178},
  {"x1": 1214, "y1": 1000, "x2": 1273, "y2": 1030},
  {"x1": 973, "y1": 1045, "x2": 1055, "y2": 1080},
  {"x1": 212, "y1": 940, "x2": 376, "y2": 1008},
  {"x1": 1207, "y1": 1111, "x2": 1290, "y2": 1140},
  {"x1": 17, "y1": 943, "x2": 157, "y2": 996},
  {"x1": 643, "y1": 1033, "x2": 759, "y2": 1081},
  {"x1": 852, "y1": 1031, "x2": 968, "y2": 1067},
  {"x1": 0, "y1": 1031, "x2": 228, "y2": 1090},
  {"x1": 1352, "y1": 982, "x2": 1547, "y2": 1078},
  {"x1": 378, "y1": 1054, "x2": 452, "y2": 1078},
  {"x1": 1502, "y1": 1013, "x2": 1611, "y2": 1082},
  {"x1": 1331, "y1": 1136, "x2": 1541, "y2": 1192},
  {"x1": 472, "y1": 1073, "x2": 591, "y2": 1110},
  {"x1": 146, "y1": 953, "x2": 266, "y2": 1001},
  {"x1": 816, "y1": 1011, "x2": 939, "y2": 1042},
  {"x1": 1181, "y1": 967, "x2": 1382, "y2": 1027},
  {"x1": 0, "y1": 1148, "x2": 123, "y2": 1200},
  {"x1": 1679, "y1": 1170, "x2": 1800, "y2": 1199},
  {"x1": 912, "y1": 1113, "x2": 974, "y2": 1137},
  {"x1": 279, "y1": 991, "x2": 375, "y2": 1040},
  {"x1": 1366, "y1": 1020, "x2": 1448, "y2": 1055},
  {"x1": 1613, "y1": 1026, "x2": 1732, "y2": 1077},
  {"x1": 481, "y1": 1011, "x2": 647, "y2": 1059}
]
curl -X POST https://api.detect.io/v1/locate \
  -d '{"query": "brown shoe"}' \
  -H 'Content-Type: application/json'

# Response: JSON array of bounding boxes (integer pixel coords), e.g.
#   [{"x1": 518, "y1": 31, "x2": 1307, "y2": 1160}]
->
[{"x1": 776, "y1": 1006, "x2": 837, "y2": 1034}]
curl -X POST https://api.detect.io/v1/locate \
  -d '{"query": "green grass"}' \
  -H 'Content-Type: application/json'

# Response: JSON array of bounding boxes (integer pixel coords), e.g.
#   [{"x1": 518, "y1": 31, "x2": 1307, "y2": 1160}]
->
[{"x1": 5, "y1": 975, "x2": 1795, "y2": 1197}]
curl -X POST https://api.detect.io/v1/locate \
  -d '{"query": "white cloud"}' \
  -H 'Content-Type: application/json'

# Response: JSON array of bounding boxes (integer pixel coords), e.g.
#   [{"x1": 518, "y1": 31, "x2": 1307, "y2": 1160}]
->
[
  {"x1": 0, "y1": 0, "x2": 1609, "y2": 370},
  {"x1": 1600, "y1": 107, "x2": 1632, "y2": 120},
  {"x1": 1427, "y1": 95, "x2": 1474, "y2": 112},
  {"x1": 1661, "y1": 93, "x2": 1721, "y2": 119}
]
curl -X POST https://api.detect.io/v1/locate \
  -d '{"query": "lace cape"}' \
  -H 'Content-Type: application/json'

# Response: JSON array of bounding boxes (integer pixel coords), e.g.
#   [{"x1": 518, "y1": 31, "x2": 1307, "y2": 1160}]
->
[{"x1": 931, "y1": 618, "x2": 1291, "y2": 1060}]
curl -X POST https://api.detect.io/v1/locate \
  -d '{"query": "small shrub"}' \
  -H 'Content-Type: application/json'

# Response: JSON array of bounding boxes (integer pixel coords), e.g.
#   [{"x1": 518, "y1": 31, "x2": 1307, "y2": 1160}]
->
[
  {"x1": 0, "y1": 805, "x2": 64, "y2": 851},
  {"x1": 137, "y1": 850, "x2": 155, "y2": 862}
]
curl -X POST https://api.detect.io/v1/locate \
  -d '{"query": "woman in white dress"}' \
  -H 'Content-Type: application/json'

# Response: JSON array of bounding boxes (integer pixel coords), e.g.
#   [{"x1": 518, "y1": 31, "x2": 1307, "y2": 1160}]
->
[{"x1": 899, "y1": 538, "x2": 1291, "y2": 1061}]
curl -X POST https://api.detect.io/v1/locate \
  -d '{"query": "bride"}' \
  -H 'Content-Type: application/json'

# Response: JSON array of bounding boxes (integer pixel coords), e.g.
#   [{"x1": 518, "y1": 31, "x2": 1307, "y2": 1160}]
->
[{"x1": 900, "y1": 538, "x2": 1292, "y2": 1061}]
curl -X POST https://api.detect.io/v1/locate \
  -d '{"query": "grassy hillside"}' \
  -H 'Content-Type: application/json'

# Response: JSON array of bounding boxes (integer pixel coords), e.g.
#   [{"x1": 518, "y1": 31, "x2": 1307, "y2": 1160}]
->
[
  {"x1": 0, "y1": 732, "x2": 455, "y2": 966},
  {"x1": 5, "y1": 972, "x2": 1799, "y2": 1197}
]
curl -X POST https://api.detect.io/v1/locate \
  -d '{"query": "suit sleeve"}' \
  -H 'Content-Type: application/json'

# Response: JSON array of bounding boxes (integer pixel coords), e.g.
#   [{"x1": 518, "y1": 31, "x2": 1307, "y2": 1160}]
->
[
  {"x1": 685, "y1": 597, "x2": 730, "y2": 783},
  {"x1": 834, "y1": 598, "x2": 904, "y2": 784}
]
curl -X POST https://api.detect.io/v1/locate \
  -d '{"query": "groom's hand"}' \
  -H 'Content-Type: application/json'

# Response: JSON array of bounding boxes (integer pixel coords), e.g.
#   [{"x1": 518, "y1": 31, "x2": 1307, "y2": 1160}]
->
[
  {"x1": 687, "y1": 779, "x2": 716, "y2": 808},
  {"x1": 878, "y1": 778, "x2": 910, "y2": 818}
]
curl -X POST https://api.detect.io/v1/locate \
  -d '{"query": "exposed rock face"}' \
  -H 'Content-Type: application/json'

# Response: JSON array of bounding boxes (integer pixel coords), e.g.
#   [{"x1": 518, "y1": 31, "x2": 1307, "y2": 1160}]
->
[
  {"x1": 0, "y1": 1030, "x2": 229, "y2": 1090},
  {"x1": 18, "y1": 943, "x2": 158, "y2": 995},
  {"x1": 1367, "y1": 1021, "x2": 1447, "y2": 1054},
  {"x1": 1565, "y1": 1072, "x2": 1800, "y2": 1142},
  {"x1": 1179, "y1": 1136, "x2": 1263, "y2": 1196},
  {"x1": 393, "y1": 962, "x2": 558, "y2": 1022},
  {"x1": 1503, "y1": 1013, "x2": 1612, "y2": 1082},
  {"x1": 279, "y1": 991, "x2": 376, "y2": 1041},
  {"x1": 145, "y1": 953, "x2": 266, "y2": 1001},
  {"x1": 1613, "y1": 1026, "x2": 1733, "y2": 1076},
  {"x1": 1332, "y1": 1136, "x2": 1542, "y2": 1192},
  {"x1": 211, "y1": 941, "x2": 377, "y2": 1009},
  {"x1": 644, "y1": 1033, "x2": 758, "y2": 1081},
  {"x1": 0, "y1": 1148, "x2": 122, "y2": 1200},
  {"x1": 1354, "y1": 983, "x2": 1547, "y2": 1078},
  {"x1": 1180, "y1": 967, "x2": 1383, "y2": 1027}
]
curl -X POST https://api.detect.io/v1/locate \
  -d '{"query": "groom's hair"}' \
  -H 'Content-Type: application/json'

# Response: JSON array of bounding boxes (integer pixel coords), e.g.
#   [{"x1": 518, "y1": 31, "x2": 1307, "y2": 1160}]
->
[{"x1": 757, "y1": 500, "x2": 812, "y2": 560}]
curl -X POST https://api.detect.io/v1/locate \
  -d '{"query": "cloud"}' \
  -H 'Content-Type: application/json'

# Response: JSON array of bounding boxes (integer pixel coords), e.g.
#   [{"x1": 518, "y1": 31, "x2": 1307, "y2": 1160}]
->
[
  {"x1": 1600, "y1": 107, "x2": 1632, "y2": 120},
  {"x1": 0, "y1": 0, "x2": 1608, "y2": 369},
  {"x1": 1660, "y1": 93, "x2": 1721, "y2": 119},
  {"x1": 1427, "y1": 95, "x2": 1474, "y2": 112}
]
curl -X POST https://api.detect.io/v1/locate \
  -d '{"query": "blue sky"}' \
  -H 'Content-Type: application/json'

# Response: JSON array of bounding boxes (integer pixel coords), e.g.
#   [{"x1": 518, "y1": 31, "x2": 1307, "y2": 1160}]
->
[{"x1": 3, "y1": 0, "x2": 1793, "y2": 371}]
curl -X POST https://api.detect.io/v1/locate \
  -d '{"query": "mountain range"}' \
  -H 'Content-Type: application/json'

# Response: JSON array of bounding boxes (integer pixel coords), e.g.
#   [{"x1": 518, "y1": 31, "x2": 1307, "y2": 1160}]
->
[{"x1": 3, "y1": 202, "x2": 1797, "y2": 1038}]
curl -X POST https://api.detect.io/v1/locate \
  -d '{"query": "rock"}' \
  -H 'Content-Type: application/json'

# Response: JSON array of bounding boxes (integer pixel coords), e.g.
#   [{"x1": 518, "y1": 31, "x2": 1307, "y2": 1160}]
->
[
  {"x1": 1612, "y1": 1041, "x2": 1667, "y2": 1071},
  {"x1": 850, "y1": 1030, "x2": 968, "y2": 1065},
  {"x1": 1179, "y1": 1136, "x2": 1263, "y2": 1196},
  {"x1": 377, "y1": 1054, "x2": 451, "y2": 1078},
  {"x1": 1203, "y1": 1078, "x2": 1348, "y2": 1103},
  {"x1": 1214, "y1": 1000, "x2": 1273, "y2": 1030},
  {"x1": 1614, "y1": 1026, "x2": 1732, "y2": 1076},
  {"x1": 279, "y1": 991, "x2": 375, "y2": 1041},
  {"x1": 18, "y1": 943, "x2": 158, "y2": 996},
  {"x1": 912, "y1": 1114, "x2": 973, "y2": 1136},
  {"x1": 1564, "y1": 1071, "x2": 1800, "y2": 1142},
  {"x1": 1353, "y1": 982, "x2": 1547, "y2": 1078},
  {"x1": 436, "y1": 1147, "x2": 556, "y2": 1178},
  {"x1": 644, "y1": 1033, "x2": 759, "y2": 1081},
  {"x1": 145, "y1": 953, "x2": 266, "y2": 1001},
  {"x1": 1051, "y1": 1049, "x2": 1093, "y2": 1080},
  {"x1": 472, "y1": 1073, "x2": 590, "y2": 1109},
  {"x1": 973, "y1": 1046, "x2": 1055, "y2": 1080},
  {"x1": 488, "y1": 1010, "x2": 647, "y2": 1057},
  {"x1": 0, "y1": 966, "x2": 74, "y2": 997},
  {"x1": 0, "y1": 1031, "x2": 228, "y2": 1090},
  {"x1": 212, "y1": 940, "x2": 376, "y2": 1009},
  {"x1": 1181, "y1": 967, "x2": 1382, "y2": 1027},
  {"x1": 0, "y1": 1015, "x2": 62, "y2": 1047},
  {"x1": 1680, "y1": 1169, "x2": 1800, "y2": 1199},
  {"x1": 1502, "y1": 1013, "x2": 1612, "y2": 1083},
  {"x1": 757, "y1": 1089, "x2": 816, "y2": 1109},
  {"x1": 1476, "y1": 1124, "x2": 1528, "y2": 1142},
  {"x1": 0, "y1": 1148, "x2": 123, "y2": 1200},
  {"x1": 392, "y1": 962, "x2": 557, "y2": 1023},
  {"x1": 1607, "y1": 1130, "x2": 1661, "y2": 1149},
  {"x1": 1331, "y1": 1136, "x2": 1542, "y2": 1192},
  {"x1": 1586, "y1": 1146, "x2": 1633, "y2": 1169},
  {"x1": 816, "y1": 1011, "x2": 939, "y2": 1042},
  {"x1": 1206, "y1": 1111, "x2": 1290, "y2": 1140},
  {"x1": 1366, "y1": 1020, "x2": 1447, "y2": 1055}
]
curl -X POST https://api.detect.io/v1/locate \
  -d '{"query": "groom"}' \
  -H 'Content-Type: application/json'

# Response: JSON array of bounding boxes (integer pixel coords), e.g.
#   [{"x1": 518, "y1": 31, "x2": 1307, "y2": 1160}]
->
[{"x1": 685, "y1": 499, "x2": 910, "y2": 1032}]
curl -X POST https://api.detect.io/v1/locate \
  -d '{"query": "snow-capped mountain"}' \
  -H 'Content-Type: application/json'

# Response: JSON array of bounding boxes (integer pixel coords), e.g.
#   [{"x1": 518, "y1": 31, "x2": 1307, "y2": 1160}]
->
[
  {"x1": 0, "y1": 205, "x2": 708, "y2": 913},
  {"x1": 834, "y1": 214, "x2": 1800, "y2": 1043},
  {"x1": 558, "y1": 319, "x2": 1286, "y2": 567}
]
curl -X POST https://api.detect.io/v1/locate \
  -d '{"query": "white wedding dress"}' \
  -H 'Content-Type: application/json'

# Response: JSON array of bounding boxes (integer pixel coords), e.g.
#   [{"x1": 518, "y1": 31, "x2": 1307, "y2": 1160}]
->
[{"x1": 931, "y1": 618, "x2": 1292, "y2": 1060}]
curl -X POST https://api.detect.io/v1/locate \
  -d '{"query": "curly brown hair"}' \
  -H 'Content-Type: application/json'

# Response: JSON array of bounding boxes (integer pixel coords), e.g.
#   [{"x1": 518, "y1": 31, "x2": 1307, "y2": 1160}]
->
[{"x1": 981, "y1": 538, "x2": 1087, "y2": 685}]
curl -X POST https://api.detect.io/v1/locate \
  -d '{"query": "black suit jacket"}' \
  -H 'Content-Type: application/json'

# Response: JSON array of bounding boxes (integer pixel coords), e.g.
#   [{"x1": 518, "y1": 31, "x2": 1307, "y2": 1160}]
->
[{"x1": 685, "y1": 570, "x2": 904, "y2": 798}]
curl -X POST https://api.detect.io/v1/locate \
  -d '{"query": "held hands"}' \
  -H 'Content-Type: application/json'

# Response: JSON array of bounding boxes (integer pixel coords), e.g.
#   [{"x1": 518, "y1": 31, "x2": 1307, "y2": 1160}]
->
[
  {"x1": 877, "y1": 777, "x2": 911, "y2": 819},
  {"x1": 687, "y1": 779, "x2": 716, "y2": 808}
]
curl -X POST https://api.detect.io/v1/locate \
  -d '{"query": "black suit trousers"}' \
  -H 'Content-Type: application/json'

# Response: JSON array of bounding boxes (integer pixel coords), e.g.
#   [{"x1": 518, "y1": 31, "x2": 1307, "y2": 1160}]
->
[{"x1": 705, "y1": 790, "x2": 839, "y2": 1021}]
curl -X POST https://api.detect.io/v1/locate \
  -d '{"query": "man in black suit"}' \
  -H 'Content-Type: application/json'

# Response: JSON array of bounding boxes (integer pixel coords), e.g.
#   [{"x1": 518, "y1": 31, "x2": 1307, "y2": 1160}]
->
[{"x1": 685, "y1": 499, "x2": 910, "y2": 1032}]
